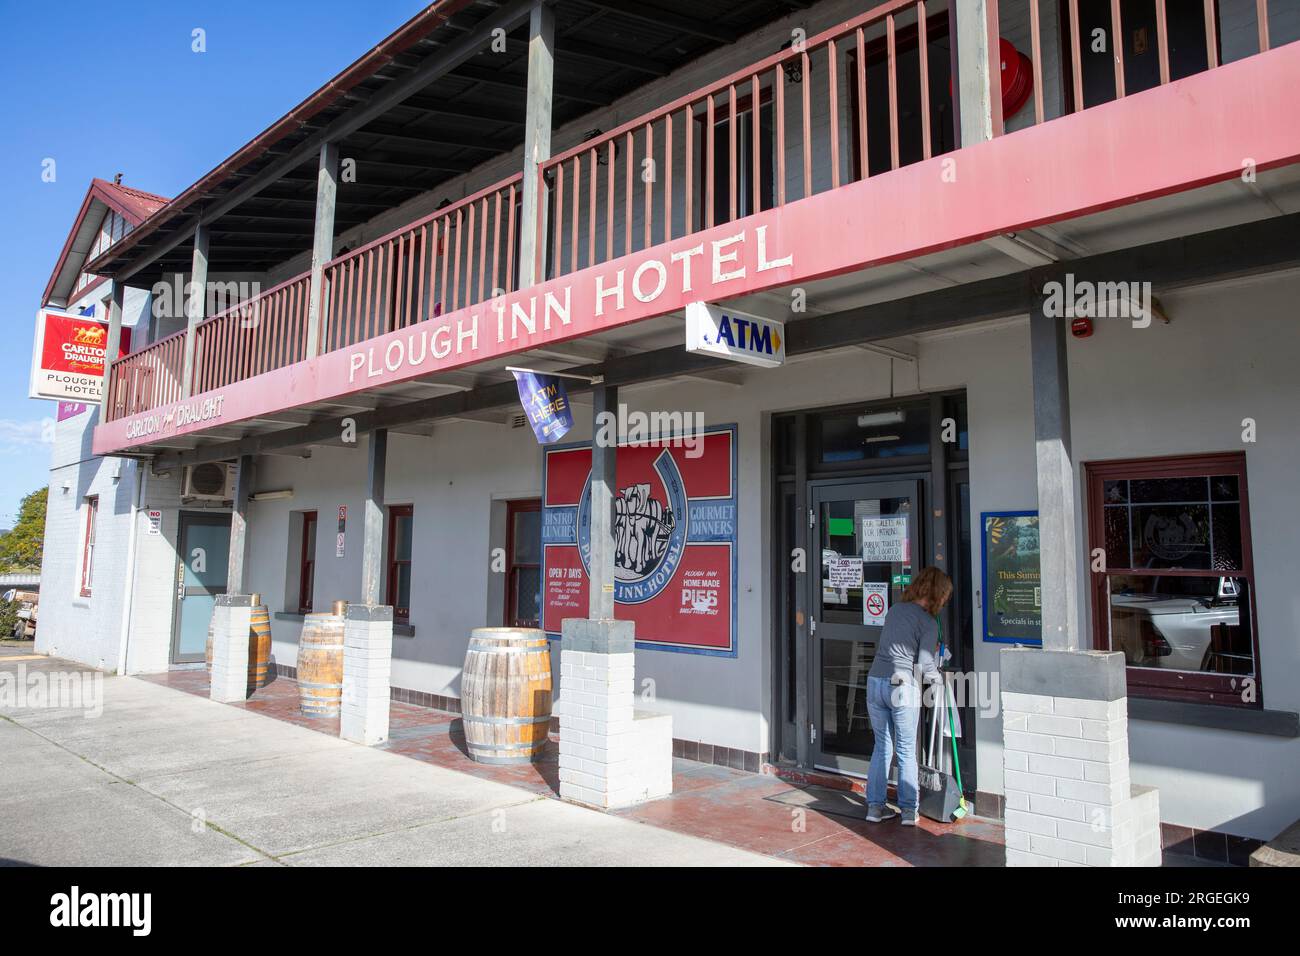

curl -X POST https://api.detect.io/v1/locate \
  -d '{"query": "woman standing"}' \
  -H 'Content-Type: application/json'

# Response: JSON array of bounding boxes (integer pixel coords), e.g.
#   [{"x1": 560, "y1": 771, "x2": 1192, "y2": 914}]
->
[{"x1": 864, "y1": 566, "x2": 953, "y2": 826}]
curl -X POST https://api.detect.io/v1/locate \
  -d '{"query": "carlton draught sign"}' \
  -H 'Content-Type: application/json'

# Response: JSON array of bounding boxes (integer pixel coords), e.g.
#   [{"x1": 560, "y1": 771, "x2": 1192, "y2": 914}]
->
[
  {"x1": 29, "y1": 309, "x2": 129, "y2": 402},
  {"x1": 542, "y1": 425, "x2": 737, "y2": 656}
]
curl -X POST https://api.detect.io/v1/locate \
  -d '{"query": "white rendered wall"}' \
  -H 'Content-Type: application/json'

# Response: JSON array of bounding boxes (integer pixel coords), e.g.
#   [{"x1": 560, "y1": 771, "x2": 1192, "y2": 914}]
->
[{"x1": 917, "y1": 271, "x2": 1300, "y2": 841}]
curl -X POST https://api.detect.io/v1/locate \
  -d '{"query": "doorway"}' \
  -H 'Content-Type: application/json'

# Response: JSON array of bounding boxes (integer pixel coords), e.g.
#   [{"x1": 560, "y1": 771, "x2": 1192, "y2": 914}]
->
[
  {"x1": 771, "y1": 393, "x2": 975, "y2": 790},
  {"x1": 171, "y1": 512, "x2": 230, "y2": 664},
  {"x1": 810, "y1": 476, "x2": 924, "y2": 775}
]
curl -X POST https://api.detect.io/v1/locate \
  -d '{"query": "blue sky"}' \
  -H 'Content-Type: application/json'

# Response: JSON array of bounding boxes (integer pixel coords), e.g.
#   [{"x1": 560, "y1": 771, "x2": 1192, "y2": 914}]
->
[{"x1": 0, "y1": 0, "x2": 427, "y2": 527}]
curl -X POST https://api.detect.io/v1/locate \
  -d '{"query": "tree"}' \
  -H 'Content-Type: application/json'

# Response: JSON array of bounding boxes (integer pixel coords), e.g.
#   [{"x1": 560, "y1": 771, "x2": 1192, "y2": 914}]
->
[{"x1": 0, "y1": 487, "x2": 47, "y2": 572}]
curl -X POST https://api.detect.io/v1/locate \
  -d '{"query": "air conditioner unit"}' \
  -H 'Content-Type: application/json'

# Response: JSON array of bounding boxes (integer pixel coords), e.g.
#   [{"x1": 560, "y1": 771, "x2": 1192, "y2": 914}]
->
[{"x1": 183, "y1": 462, "x2": 236, "y2": 501}]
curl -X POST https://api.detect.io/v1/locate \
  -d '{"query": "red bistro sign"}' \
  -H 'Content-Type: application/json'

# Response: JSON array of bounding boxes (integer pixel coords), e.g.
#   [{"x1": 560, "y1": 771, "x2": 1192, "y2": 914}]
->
[
  {"x1": 30, "y1": 309, "x2": 129, "y2": 402},
  {"x1": 542, "y1": 426, "x2": 737, "y2": 656}
]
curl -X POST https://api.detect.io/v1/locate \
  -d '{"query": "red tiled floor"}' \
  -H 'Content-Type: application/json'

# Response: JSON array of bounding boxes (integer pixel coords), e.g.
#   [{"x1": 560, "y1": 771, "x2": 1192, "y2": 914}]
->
[{"x1": 138, "y1": 669, "x2": 1004, "y2": 866}]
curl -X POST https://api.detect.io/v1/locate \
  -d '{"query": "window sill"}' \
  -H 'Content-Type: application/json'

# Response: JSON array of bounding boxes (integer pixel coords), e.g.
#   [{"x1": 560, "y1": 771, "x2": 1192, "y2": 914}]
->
[
  {"x1": 1129, "y1": 697, "x2": 1299, "y2": 738},
  {"x1": 274, "y1": 610, "x2": 415, "y2": 638}
]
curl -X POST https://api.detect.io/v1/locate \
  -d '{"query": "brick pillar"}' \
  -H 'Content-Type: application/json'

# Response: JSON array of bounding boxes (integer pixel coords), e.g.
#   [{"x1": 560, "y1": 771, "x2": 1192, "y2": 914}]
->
[
  {"x1": 209, "y1": 595, "x2": 253, "y2": 703},
  {"x1": 557, "y1": 618, "x2": 672, "y2": 809},
  {"x1": 341, "y1": 604, "x2": 393, "y2": 746},
  {"x1": 1000, "y1": 648, "x2": 1161, "y2": 867}
]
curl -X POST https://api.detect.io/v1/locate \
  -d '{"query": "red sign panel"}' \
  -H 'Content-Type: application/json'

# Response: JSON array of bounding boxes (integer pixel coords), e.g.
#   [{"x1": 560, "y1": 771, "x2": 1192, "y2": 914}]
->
[
  {"x1": 30, "y1": 310, "x2": 129, "y2": 402},
  {"x1": 542, "y1": 426, "x2": 737, "y2": 656}
]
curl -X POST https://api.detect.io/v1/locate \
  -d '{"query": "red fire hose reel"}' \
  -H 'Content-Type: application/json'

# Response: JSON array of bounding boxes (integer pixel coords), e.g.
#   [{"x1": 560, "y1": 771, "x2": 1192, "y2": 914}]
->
[
  {"x1": 949, "y1": 39, "x2": 1034, "y2": 120},
  {"x1": 999, "y1": 38, "x2": 1034, "y2": 118}
]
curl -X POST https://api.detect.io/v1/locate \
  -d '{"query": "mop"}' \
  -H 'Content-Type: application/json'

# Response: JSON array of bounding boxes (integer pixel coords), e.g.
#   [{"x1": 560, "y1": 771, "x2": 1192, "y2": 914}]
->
[{"x1": 944, "y1": 673, "x2": 970, "y2": 820}]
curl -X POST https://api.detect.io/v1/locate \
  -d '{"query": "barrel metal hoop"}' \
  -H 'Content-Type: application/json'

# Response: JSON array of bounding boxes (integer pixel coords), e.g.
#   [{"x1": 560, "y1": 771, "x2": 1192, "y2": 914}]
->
[
  {"x1": 467, "y1": 752, "x2": 545, "y2": 766},
  {"x1": 463, "y1": 714, "x2": 552, "y2": 726},
  {"x1": 467, "y1": 739, "x2": 549, "y2": 751},
  {"x1": 467, "y1": 644, "x2": 550, "y2": 655},
  {"x1": 297, "y1": 680, "x2": 344, "y2": 690}
]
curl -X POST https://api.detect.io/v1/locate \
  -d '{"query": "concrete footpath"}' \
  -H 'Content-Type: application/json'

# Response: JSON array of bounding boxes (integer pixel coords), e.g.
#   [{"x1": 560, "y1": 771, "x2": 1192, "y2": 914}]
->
[{"x1": 0, "y1": 657, "x2": 787, "y2": 867}]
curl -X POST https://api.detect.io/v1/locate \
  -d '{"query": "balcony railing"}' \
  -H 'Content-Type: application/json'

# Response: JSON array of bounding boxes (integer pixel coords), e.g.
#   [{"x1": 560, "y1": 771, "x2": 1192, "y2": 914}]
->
[
  {"x1": 104, "y1": 273, "x2": 312, "y2": 421},
  {"x1": 103, "y1": 0, "x2": 1293, "y2": 425},
  {"x1": 318, "y1": 173, "x2": 521, "y2": 353},
  {"x1": 194, "y1": 272, "x2": 313, "y2": 395},
  {"x1": 538, "y1": 0, "x2": 943, "y2": 280},
  {"x1": 105, "y1": 330, "x2": 185, "y2": 422},
  {"x1": 1001, "y1": 0, "x2": 1288, "y2": 132}
]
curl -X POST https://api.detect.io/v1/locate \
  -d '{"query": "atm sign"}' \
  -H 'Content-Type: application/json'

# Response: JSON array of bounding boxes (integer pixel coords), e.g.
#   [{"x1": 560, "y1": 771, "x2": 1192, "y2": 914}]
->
[{"x1": 685, "y1": 301, "x2": 785, "y2": 368}]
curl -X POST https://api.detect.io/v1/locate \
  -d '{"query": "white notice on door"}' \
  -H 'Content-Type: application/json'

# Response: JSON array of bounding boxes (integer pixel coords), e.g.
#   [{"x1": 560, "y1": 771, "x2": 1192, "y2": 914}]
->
[
  {"x1": 861, "y1": 515, "x2": 909, "y2": 563},
  {"x1": 828, "y1": 556, "x2": 863, "y2": 589},
  {"x1": 863, "y1": 582, "x2": 890, "y2": 625}
]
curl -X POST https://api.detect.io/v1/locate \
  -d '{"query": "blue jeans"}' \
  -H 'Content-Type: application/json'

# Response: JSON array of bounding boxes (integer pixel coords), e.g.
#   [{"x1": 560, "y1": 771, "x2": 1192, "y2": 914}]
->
[{"x1": 865, "y1": 676, "x2": 921, "y2": 811}]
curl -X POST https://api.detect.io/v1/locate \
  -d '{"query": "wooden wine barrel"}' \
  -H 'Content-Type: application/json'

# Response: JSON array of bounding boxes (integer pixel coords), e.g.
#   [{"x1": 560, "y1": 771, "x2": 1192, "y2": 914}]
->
[
  {"x1": 249, "y1": 604, "x2": 272, "y2": 690},
  {"x1": 461, "y1": 628, "x2": 553, "y2": 765},
  {"x1": 297, "y1": 610, "x2": 345, "y2": 718},
  {"x1": 204, "y1": 597, "x2": 271, "y2": 694}
]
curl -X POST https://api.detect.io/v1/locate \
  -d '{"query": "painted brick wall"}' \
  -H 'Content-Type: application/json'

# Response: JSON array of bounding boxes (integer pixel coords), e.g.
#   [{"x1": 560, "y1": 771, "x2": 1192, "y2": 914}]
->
[
  {"x1": 38, "y1": 405, "x2": 137, "y2": 672},
  {"x1": 38, "y1": 398, "x2": 191, "y2": 675}
]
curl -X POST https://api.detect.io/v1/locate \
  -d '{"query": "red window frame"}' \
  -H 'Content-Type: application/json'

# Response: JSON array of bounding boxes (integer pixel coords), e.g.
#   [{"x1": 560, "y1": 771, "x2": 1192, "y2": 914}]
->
[
  {"x1": 1084, "y1": 451, "x2": 1261, "y2": 708},
  {"x1": 80, "y1": 495, "x2": 99, "y2": 597},
  {"x1": 298, "y1": 511, "x2": 317, "y2": 614},
  {"x1": 386, "y1": 505, "x2": 414, "y2": 624},
  {"x1": 505, "y1": 499, "x2": 541, "y2": 628}
]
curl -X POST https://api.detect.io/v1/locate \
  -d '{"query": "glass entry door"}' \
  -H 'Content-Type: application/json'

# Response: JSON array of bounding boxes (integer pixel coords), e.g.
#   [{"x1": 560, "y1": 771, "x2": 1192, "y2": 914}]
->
[
  {"x1": 809, "y1": 477, "x2": 923, "y2": 775},
  {"x1": 172, "y1": 513, "x2": 230, "y2": 664}
]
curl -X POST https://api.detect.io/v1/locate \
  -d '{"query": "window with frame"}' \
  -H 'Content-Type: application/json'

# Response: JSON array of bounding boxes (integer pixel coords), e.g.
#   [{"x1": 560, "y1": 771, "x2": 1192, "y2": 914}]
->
[
  {"x1": 386, "y1": 505, "x2": 414, "y2": 624},
  {"x1": 505, "y1": 499, "x2": 541, "y2": 628},
  {"x1": 298, "y1": 511, "x2": 317, "y2": 614},
  {"x1": 80, "y1": 496, "x2": 99, "y2": 597},
  {"x1": 1085, "y1": 452, "x2": 1259, "y2": 707}
]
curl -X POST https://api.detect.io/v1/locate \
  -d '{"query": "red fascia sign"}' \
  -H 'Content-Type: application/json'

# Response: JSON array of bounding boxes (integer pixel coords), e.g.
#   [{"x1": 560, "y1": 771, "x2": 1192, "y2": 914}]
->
[{"x1": 30, "y1": 309, "x2": 130, "y2": 402}]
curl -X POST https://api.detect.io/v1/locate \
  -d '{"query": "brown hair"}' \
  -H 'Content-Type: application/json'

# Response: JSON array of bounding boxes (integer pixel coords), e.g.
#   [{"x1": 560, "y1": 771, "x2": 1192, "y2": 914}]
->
[{"x1": 902, "y1": 566, "x2": 953, "y2": 613}]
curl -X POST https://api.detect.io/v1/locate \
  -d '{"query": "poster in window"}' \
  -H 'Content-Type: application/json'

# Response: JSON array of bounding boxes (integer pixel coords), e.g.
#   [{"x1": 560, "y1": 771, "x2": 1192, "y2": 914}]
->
[
  {"x1": 981, "y1": 511, "x2": 1042, "y2": 645},
  {"x1": 542, "y1": 425, "x2": 737, "y2": 656}
]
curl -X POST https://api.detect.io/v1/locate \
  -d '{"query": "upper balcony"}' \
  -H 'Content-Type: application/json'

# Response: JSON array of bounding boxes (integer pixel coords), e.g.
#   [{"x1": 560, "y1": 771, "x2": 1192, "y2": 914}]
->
[{"x1": 93, "y1": 0, "x2": 1300, "y2": 459}]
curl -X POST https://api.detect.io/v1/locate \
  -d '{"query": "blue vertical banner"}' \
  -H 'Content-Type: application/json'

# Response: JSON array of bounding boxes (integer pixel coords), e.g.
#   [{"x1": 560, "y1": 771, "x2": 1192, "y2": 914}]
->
[{"x1": 511, "y1": 370, "x2": 575, "y2": 444}]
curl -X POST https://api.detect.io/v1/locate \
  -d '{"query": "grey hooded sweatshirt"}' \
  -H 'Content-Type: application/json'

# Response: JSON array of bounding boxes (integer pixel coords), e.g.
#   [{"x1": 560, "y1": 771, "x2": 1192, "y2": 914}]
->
[{"x1": 867, "y1": 600, "x2": 942, "y2": 685}]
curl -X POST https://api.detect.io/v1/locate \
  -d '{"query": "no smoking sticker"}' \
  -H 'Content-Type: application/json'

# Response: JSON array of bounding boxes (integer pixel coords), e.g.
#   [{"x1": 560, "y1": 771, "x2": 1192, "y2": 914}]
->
[{"x1": 863, "y1": 582, "x2": 890, "y2": 625}]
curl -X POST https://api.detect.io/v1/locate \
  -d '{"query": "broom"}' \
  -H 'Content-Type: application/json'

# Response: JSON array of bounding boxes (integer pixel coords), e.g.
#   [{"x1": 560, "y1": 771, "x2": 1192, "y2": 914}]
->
[{"x1": 936, "y1": 618, "x2": 971, "y2": 821}]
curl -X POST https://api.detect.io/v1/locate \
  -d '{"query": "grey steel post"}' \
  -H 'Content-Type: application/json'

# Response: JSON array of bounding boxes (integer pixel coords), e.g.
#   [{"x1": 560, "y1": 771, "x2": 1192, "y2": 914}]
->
[
  {"x1": 99, "y1": 282, "x2": 126, "y2": 410},
  {"x1": 517, "y1": 0, "x2": 554, "y2": 289},
  {"x1": 227, "y1": 454, "x2": 255, "y2": 595},
  {"x1": 1030, "y1": 289, "x2": 1079, "y2": 651},
  {"x1": 361, "y1": 428, "x2": 388, "y2": 606},
  {"x1": 952, "y1": 0, "x2": 1001, "y2": 146},
  {"x1": 307, "y1": 141, "x2": 339, "y2": 358},
  {"x1": 588, "y1": 383, "x2": 617, "y2": 620},
  {"x1": 180, "y1": 222, "x2": 210, "y2": 398}
]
